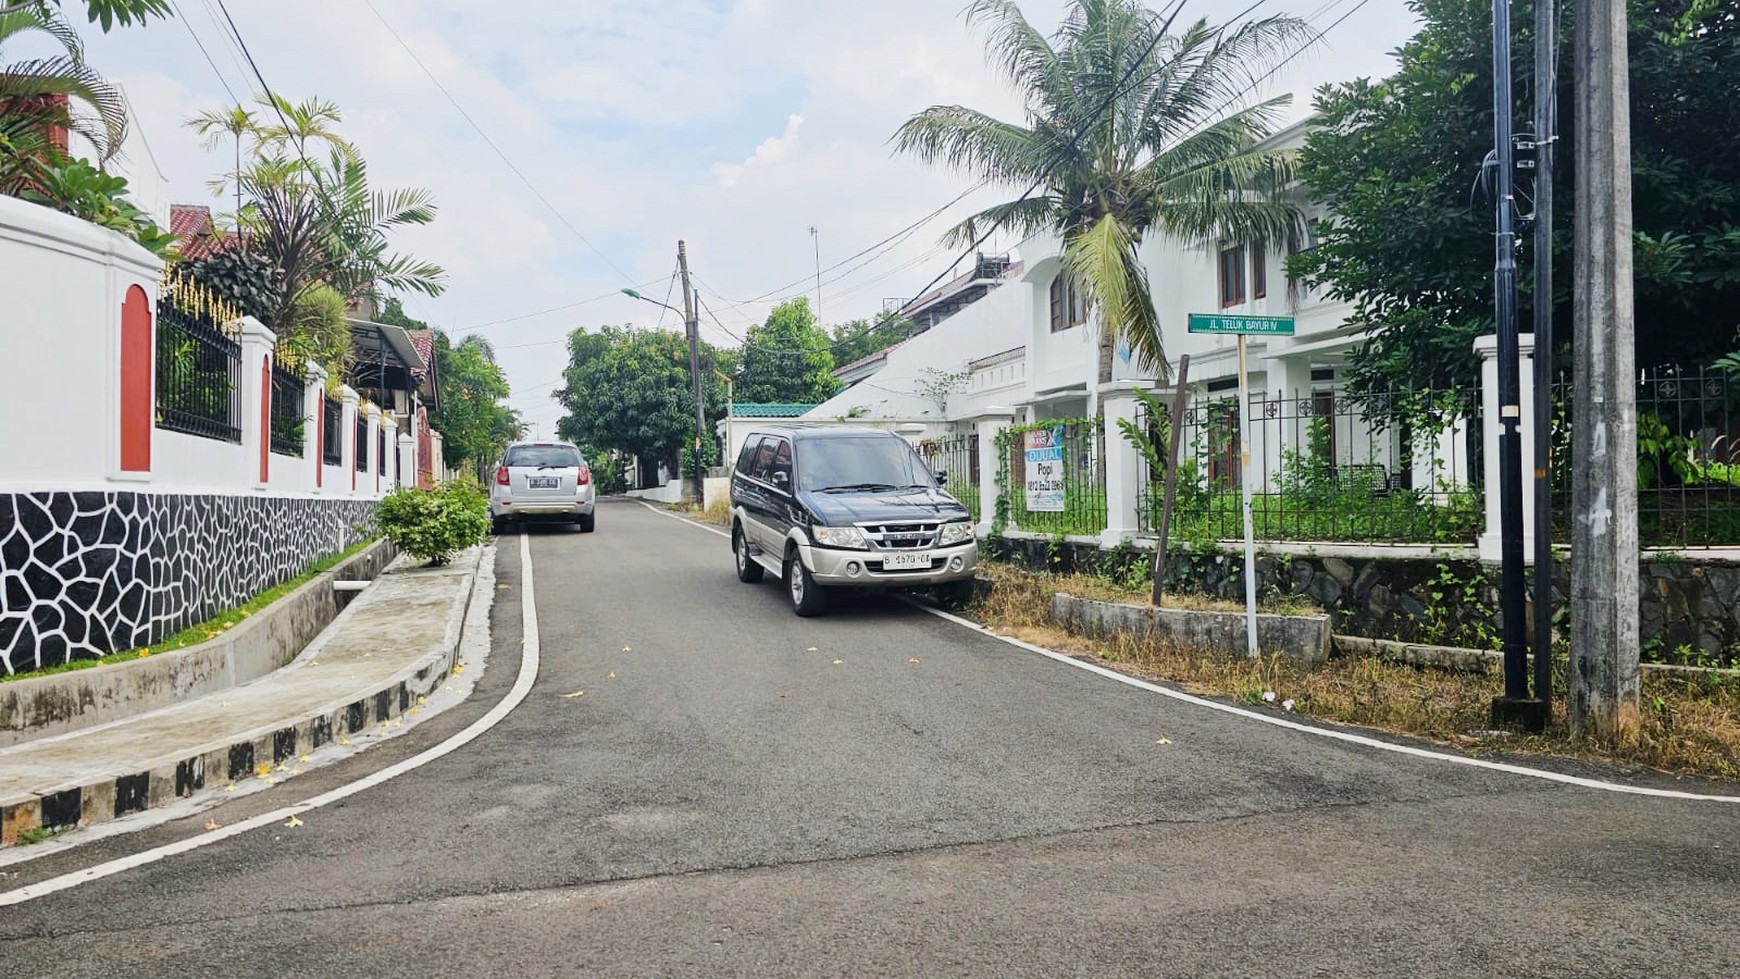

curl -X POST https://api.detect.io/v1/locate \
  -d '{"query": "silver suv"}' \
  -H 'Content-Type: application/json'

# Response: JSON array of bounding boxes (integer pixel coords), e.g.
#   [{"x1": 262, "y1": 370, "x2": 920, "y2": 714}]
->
[{"x1": 491, "y1": 441, "x2": 596, "y2": 533}]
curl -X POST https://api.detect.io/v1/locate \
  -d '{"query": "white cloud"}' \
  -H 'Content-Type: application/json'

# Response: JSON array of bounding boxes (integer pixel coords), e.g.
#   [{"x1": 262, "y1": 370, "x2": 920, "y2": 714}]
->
[{"x1": 713, "y1": 113, "x2": 804, "y2": 189}]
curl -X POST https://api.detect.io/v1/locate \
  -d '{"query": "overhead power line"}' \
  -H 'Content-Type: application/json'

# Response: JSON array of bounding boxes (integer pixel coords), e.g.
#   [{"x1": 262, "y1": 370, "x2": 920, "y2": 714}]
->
[
  {"x1": 168, "y1": 0, "x2": 241, "y2": 105},
  {"x1": 362, "y1": 0, "x2": 638, "y2": 286}
]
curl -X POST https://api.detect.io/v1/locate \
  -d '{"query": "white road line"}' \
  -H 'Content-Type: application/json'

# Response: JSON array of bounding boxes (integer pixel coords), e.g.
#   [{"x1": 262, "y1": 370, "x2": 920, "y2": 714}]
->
[
  {"x1": 0, "y1": 533, "x2": 544, "y2": 907},
  {"x1": 648, "y1": 503, "x2": 1740, "y2": 805}
]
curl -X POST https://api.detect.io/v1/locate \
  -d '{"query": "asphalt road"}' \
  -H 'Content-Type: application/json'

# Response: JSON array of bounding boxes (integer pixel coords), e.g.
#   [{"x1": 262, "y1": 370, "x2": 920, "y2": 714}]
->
[{"x1": 2, "y1": 499, "x2": 1738, "y2": 977}]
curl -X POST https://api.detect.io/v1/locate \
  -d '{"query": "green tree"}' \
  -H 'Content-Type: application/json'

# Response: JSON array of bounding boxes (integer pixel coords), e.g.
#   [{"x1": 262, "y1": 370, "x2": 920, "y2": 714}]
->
[
  {"x1": 894, "y1": 0, "x2": 1311, "y2": 375},
  {"x1": 0, "y1": 3, "x2": 127, "y2": 192},
  {"x1": 554, "y1": 326, "x2": 728, "y2": 482},
  {"x1": 426, "y1": 329, "x2": 517, "y2": 476},
  {"x1": 1294, "y1": 0, "x2": 1740, "y2": 397},
  {"x1": 830, "y1": 311, "x2": 923, "y2": 367},
  {"x1": 17, "y1": 1, "x2": 172, "y2": 31},
  {"x1": 736, "y1": 297, "x2": 840, "y2": 404}
]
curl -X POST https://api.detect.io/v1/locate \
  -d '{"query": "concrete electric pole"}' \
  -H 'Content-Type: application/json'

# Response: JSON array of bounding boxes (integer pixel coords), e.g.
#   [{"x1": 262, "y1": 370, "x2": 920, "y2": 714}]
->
[
  {"x1": 1569, "y1": 0, "x2": 1640, "y2": 740},
  {"x1": 1531, "y1": 0, "x2": 1559, "y2": 720},
  {"x1": 678, "y1": 240, "x2": 707, "y2": 506}
]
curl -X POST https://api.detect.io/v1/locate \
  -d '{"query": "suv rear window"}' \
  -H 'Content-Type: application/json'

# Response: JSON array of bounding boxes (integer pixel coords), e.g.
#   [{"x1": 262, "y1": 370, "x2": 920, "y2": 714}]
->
[{"x1": 506, "y1": 445, "x2": 583, "y2": 468}]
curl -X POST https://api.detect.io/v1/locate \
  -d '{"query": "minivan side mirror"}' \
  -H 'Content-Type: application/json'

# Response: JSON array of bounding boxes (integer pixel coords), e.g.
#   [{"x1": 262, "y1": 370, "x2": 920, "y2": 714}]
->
[
  {"x1": 772, "y1": 471, "x2": 790, "y2": 490},
  {"x1": 931, "y1": 470, "x2": 949, "y2": 485}
]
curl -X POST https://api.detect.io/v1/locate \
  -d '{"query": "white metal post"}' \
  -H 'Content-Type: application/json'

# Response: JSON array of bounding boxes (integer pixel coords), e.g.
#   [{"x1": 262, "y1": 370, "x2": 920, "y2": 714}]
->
[{"x1": 1237, "y1": 334, "x2": 1258, "y2": 658}]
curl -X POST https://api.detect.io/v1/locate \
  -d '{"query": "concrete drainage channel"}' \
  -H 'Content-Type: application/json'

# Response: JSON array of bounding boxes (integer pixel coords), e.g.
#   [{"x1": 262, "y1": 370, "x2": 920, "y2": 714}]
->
[{"x1": 0, "y1": 543, "x2": 490, "y2": 850}]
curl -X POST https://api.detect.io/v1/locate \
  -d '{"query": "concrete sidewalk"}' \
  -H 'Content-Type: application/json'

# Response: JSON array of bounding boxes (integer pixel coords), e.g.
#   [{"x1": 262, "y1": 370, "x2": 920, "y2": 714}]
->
[{"x1": 0, "y1": 546, "x2": 484, "y2": 847}]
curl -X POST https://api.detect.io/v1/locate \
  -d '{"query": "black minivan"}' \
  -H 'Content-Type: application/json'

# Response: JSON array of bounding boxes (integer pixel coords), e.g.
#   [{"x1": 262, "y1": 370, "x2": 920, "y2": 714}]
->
[{"x1": 729, "y1": 426, "x2": 979, "y2": 616}]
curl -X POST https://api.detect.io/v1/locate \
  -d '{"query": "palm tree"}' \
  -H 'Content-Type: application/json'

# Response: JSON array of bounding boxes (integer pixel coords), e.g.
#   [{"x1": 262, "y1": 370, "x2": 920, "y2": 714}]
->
[
  {"x1": 0, "y1": 3, "x2": 126, "y2": 193},
  {"x1": 186, "y1": 104, "x2": 255, "y2": 222},
  {"x1": 894, "y1": 0, "x2": 1312, "y2": 376}
]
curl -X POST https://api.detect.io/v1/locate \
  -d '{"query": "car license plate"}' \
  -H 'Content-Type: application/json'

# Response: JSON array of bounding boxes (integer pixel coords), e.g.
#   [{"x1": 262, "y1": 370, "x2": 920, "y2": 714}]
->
[
  {"x1": 882, "y1": 552, "x2": 930, "y2": 571},
  {"x1": 528, "y1": 476, "x2": 559, "y2": 488}
]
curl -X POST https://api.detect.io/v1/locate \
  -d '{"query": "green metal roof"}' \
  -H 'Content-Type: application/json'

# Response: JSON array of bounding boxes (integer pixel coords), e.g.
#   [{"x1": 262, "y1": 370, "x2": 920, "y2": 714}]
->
[{"x1": 731, "y1": 403, "x2": 818, "y2": 418}]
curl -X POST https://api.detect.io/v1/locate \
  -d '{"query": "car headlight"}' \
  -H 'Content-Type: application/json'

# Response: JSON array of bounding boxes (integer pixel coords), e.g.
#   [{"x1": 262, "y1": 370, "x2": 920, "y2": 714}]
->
[
  {"x1": 938, "y1": 521, "x2": 975, "y2": 546},
  {"x1": 812, "y1": 525, "x2": 868, "y2": 549}
]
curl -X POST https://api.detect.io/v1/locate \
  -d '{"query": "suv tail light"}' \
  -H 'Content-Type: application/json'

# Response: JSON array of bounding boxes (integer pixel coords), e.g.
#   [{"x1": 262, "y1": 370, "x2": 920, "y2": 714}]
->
[
  {"x1": 495, "y1": 466, "x2": 510, "y2": 486},
  {"x1": 577, "y1": 467, "x2": 591, "y2": 486}
]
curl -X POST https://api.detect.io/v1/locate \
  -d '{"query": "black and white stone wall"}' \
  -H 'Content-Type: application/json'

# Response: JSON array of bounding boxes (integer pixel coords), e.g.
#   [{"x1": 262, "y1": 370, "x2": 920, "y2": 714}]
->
[{"x1": 0, "y1": 493, "x2": 376, "y2": 673}]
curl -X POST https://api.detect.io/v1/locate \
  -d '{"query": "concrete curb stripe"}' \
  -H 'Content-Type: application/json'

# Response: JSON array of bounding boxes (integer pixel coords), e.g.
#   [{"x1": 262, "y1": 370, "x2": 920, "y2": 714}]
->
[
  {"x1": 0, "y1": 535, "x2": 542, "y2": 907},
  {"x1": 645, "y1": 501, "x2": 1740, "y2": 805}
]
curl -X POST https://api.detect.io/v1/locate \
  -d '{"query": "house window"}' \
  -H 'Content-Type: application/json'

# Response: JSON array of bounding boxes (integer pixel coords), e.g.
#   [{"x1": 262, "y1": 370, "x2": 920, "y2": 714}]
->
[
  {"x1": 1219, "y1": 246, "x2": 1245, "y2": 308},
  {"x1": 1049, "y1": 275, "x2": 1086, "y2": 332},
  {"x1": 1251, "y1": 239, "x2": 1267, "y2": 300}
]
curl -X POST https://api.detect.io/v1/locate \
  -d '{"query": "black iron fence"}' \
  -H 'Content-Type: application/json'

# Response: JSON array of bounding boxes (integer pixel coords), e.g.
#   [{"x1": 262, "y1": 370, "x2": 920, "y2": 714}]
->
[
  {"x1": 377, "y1": 427, "x2": 387, "y2": 483},
  {"x1": 155, "y1": 273, "x2": 241, "y2": 443},
  {"x1": 321, "y1": 396, "x2": 342, "y2": 465},
  {"x1": 1133, "y1": 386, "x2": 1484, "y2": 545},
  {"x1": 997, "y1": 418, "x2": 1107, "y2": 536},
  {"x1": 1552, "y1": 369, "x2": 1740, "y2": 547},
  {"x1": 269, "y1": 364, "x2": 305, "y2": 457},
  {"x1": 919, "y1": 432, "x2": 981, "y2": 521},
  {"x1": 354, "y1": 414, "x2": 368, "y2": 472}
]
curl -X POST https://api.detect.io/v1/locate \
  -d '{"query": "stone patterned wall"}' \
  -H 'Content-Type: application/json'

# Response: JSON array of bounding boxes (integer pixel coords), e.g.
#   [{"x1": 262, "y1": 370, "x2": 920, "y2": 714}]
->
[
  {"x1": 0, "y1": 493, "x2": 376, "y2": 673},
  {"x1": 986, "y1": 535, "x2": 1740, "y2": 665}
]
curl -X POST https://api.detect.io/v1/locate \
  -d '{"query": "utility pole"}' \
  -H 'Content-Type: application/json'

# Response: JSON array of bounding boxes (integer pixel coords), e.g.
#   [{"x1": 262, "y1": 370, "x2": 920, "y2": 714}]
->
[
  {"x1": 1570, "y1": 0, "x2": 1640, "y2": 740},
  {"x1": 678, "y1": 240, "x2": 707, "y2": 505},
  {"x1": 809, "y1": 226, "x2": 822, "y2": 320},
  {"x1": 1531, "y1": 0, "x2": 1558, "y2": 721},
  {"x1": 1489, "y1": 0, "x2": 1541, "y2": 731}
]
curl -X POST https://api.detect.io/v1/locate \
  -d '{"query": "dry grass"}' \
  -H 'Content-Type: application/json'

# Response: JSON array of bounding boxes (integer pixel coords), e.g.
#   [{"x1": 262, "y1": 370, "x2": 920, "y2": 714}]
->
[
  {"x1": 672, "y1": 499, "x2": 731, "y2": 526},
  {"x1": 972, "y1": 562, "x2": 1740, "y2": 782}
]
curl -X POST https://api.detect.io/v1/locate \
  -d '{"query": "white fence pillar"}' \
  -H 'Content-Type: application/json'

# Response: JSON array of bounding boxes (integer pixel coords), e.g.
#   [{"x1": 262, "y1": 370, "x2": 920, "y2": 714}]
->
[
  {"x1": 237, "y1": 316, "x2": 275, "y2": 490},
  {"x1": 364, "y1": 402, "x2": 382, "y2": 497},
  {"x1": 304, "y1": 363, "x2": 327, "y2": 491},
  {"x1": 430, "y1": 430, "x2": 446, "y2": 483},
  {"x1": 381, "y1": 415, "x2": 399, "y2": 489},
  {"x1": 974, "y1": 412, "x2": 1014, "y2": 535},
  {"x1": 398, "y1": 434, "x2": 416, "y2": 492},
  {"x1": 1100, "y1": 387, "x2": 1142, "y2": 546},
  {"x1": 339, "y1": 385, "x2": 359, "y2": 496},
  {"x1": 1475, "y1": 333, "x2": 1537, "y2": 563}
]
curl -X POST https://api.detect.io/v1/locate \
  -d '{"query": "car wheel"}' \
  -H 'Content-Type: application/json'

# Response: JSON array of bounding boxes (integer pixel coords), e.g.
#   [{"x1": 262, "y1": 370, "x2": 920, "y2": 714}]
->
[
  {"x1": 734, "y1": 526, "x2": 764, "y2": 583},
  {"x1": 785, "y1": 548, "x2": 828, "y2": 617},
  {"x1": 578, "y1": 514, "x2": 596, "y2": 533},
  {"x1": 938, "y1": 579, "x2": 976, "y2": 610},
  {"x1": 491, "y1": 516, "x2": 507, "y2": 536}
]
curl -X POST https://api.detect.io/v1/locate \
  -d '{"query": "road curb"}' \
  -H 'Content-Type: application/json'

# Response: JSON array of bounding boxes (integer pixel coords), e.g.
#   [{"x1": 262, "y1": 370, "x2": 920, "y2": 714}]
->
[{"x1": 0, "y1": 546, "x2": 486, "y2": 848}]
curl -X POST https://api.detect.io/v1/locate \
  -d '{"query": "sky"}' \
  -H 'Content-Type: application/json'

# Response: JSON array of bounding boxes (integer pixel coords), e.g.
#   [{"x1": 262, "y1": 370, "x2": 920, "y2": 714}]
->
[{"x1": 67, "y1": 0, "x2": 1422, "y2": 437}]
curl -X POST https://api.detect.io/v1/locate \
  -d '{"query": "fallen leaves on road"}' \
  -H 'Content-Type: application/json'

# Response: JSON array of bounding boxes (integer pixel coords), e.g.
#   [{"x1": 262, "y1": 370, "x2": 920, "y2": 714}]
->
[
  {"x1": 416, "y1": 695, "x2": 427, "y2": 707},
  {"x1": 607, "y1": 672, "x2": 616, "y2": 679},
  {"x1": 204, "y1": 818, "x2": 222, "y2": 831},
  {"x1": 453, "y1": 663, "x2": 465, "y2": 675},
  {"x1": 284, "y1": 815, "x2": 303, "y2": 829},
  {"x1": 806, "y1": 647, "x2": 819, "y2": 653},
  {"x1": 622, "y1": 646, "x2": 632, "y2": 653},
  {"x1": 299, "y1": 755, "x2": 310, "y2": 764},
  {"x1": 255, "y1": 763, "x2": 273, "y2": 779},
  {"x1": 561, "y1": 689, "x2": 586, "y2": 698},
  {"x1": 908, "y1": 657, "x2": 920, "y2": 665},
  {"x1": 832, "y1": 659, "x2": 843, "y2": 665},
  {"x1": 1155, "y1": 737, "x2": 1173, "y2": 746},
  {"x1": 219, "y1": 701, "x2": 230, "y2": 708},
  {"x1": 338, "y1": 737, "x2": 352, "y2": 747}
]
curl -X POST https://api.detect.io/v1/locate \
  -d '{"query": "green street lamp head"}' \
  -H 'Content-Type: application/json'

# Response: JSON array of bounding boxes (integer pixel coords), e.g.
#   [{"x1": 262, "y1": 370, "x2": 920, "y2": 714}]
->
[{"x1": 621, "y1": 289, "x2": 644, "y2": 300}]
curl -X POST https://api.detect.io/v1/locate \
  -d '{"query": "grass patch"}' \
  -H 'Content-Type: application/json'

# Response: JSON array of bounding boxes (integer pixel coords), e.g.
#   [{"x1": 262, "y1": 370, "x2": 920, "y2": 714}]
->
[
  {"x1": 969, "y1": 561, "x2": 1740, "y2": 781},
  {"x1": 2, "y1": 537, "x2": 380, "y2": 684},
  {"x1": 671, "y1": 499, "x2": 730, "y2": 526},
  {"x1": 14, "y1": 825, "x2": 64, "y2": 846}
]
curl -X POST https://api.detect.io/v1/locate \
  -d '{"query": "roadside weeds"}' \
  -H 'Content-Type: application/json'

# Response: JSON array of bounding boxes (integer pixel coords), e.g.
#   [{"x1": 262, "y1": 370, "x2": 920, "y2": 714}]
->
[{"x1": 972, "y1": 562, "x2": 1740, "y2": 782}]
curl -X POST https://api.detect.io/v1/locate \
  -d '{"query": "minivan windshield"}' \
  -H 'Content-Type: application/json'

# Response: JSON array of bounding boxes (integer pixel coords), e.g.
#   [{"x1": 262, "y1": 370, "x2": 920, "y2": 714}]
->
[
  {"x1": 506, "y1": 445, "x2": 583, "y2": 469},
  {"x1": 799, "y1": 437, "x2": 936, "y2": 493}
]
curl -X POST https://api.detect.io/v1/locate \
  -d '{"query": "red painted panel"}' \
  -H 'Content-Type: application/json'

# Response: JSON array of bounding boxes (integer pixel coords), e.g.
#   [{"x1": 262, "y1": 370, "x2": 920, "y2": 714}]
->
[
  {"x1": 259, "y1": 356, "x2": 271, "y2": 483},
  {"x1": 119, "y1": 285, "x2": 152, "y2": 472}
]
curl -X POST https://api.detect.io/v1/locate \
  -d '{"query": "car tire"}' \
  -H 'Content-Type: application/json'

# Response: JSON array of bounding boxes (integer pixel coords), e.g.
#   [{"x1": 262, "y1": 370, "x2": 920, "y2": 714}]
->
[
  {"x1": 938, "y1": 579, "x2": 976, "y2": 610},
  {"x1": 491, "y1": 516, "x2": 508, "y2": 536},
  {"x1": 785, "y1": 548, "x2": 828, "y2": 617},
  {"x1": 578, "y1": 514, "x2": 596, "y2": 533},
  {"x1": 734, "y1": 526, "x2": 764, "y2": 583}
]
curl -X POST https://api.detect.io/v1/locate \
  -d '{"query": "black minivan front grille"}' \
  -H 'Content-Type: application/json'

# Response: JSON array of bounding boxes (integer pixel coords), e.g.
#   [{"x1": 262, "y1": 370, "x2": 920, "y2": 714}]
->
[{"x1": 859, "y1": 522, "x2": 941, "y2": 550}]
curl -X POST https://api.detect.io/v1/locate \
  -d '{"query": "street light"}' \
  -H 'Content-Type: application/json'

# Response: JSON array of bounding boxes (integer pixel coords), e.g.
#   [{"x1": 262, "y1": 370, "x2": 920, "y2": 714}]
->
[{"x1": 622, "y1": 281, "x2": 707, "y2": 503}]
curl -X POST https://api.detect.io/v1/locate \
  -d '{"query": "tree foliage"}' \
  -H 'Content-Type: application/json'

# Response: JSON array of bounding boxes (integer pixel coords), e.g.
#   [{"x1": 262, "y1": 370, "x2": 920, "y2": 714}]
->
[
  {"x1": 736, "y1": 297, "x2": 840, "y2": 404},
  {"x1": 554, "y1": 326, "x2": 728, "y2": 478},
  {"x1": 427, "y1": 329, "x2": 517, "y2": 473},
  {"x1": 829, "y1": 311, "x2": 923, "y2": 367},
  {"x1": 1294, "y1": 0, "x2": 1740, "y2": 396},
  {"x1": 894, "y1": 0, "x2": 1312, "y2": 375}
]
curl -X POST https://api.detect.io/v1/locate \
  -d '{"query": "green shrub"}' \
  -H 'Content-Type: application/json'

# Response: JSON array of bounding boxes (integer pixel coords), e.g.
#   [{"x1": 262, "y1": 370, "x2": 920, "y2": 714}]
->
[{"x1": 375, "y1": 481, "x2": 490, "y2": 565}]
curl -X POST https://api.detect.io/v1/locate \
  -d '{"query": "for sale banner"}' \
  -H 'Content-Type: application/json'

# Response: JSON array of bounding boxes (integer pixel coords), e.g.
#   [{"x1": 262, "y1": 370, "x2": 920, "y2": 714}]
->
[{"x1": 1023, "y1": 427, "x2": 1065, "y2": 512}]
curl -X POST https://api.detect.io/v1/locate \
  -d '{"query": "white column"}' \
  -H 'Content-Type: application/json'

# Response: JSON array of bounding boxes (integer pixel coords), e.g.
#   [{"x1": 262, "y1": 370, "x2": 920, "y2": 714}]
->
[
  {"x1": 430, "y1": 430, "x2": 445, "y2": 483},
  {"x1": 364, "y1": 402, "x2": 382, "y2": 496},
  {"x1": 973, "y1": 411, "x2": 1015, "y2": 536},
  {"x1": 1099, "y1": 386, "x2": 1142, "y2": 547},
  {"x1": 1475, "y1": 333, "x2": 1537, "y2": 563},
  {"x1": 339, "y1": 385, "x2": 359, "y2": 496},
  {"x1": 381, "y1": 414, "x2": 399, "y2": 489},
  {"x1": 398, "y1": 434, "x2": 416, "y2": 491},
  {"x1": 236, "y1": 316, "x2": 276, "y2": 490},
  {"x1": 304, "y1": 363, "x2": 327, "y2": 492}
]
